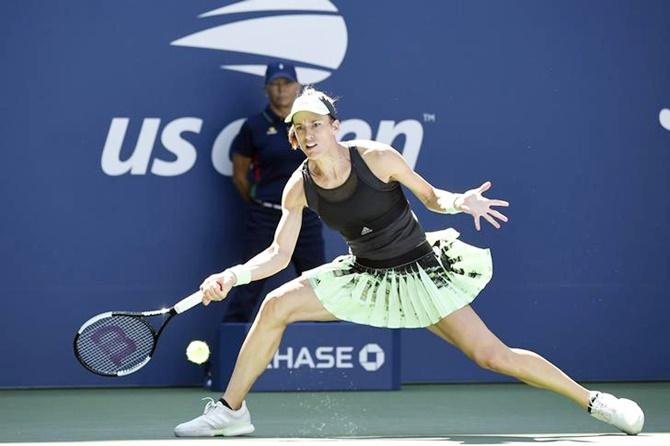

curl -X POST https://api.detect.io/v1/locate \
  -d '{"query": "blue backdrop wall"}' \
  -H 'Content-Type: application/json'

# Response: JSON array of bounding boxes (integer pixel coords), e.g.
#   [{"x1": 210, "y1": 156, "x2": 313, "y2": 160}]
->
[{"x1": 1, "y1": 0, "x2": 669, "y2": 387}]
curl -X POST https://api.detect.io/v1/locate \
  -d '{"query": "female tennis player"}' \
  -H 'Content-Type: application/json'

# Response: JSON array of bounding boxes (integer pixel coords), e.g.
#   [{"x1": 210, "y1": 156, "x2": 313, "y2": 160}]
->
[{"x1": 175, "y1": 87, "x2": 644, "y2": 437}]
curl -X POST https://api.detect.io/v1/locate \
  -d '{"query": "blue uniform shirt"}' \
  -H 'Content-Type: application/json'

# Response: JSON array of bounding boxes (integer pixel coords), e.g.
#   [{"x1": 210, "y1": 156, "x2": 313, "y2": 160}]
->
[{"x1": 230, "y1": 106, "x2": 307, "y2": 204}]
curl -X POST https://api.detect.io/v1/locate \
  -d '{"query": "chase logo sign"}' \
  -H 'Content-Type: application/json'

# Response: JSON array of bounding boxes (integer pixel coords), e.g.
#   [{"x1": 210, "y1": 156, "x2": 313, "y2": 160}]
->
[
  {"x1": 358, "y1": 343, "x2": 385, "y2": 372},
  {"x1": 171, "y1": 0, "x2": 347, "y2": 84},
  {"x1": 218, "y1": 322, "x2": 399, "y2": 391},
  {"x1": 267, "y1": 343, "x2": 385, "y2": 372}
]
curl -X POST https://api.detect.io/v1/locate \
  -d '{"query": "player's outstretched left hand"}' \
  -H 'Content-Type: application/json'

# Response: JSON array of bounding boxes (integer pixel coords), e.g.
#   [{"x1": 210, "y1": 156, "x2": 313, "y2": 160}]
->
[{"x1": 457, "y1": 181, "x2": 509, "y2": 231}]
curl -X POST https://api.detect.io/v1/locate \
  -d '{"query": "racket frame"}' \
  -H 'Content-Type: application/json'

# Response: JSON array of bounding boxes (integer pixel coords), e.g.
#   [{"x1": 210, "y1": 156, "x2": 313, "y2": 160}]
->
[{"x1": 72, "y1": 290, "x2": 201, "y2": 377}]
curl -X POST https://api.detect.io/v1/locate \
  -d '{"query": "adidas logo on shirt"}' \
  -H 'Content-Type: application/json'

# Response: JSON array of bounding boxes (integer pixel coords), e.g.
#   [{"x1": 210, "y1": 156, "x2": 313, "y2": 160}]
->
[{"x1": 361, "y1": 226, "x2": 373, "y2": 235}]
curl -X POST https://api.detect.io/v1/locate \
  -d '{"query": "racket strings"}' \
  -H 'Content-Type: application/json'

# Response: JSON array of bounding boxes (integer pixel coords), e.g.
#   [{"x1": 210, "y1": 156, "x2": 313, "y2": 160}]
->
[{"x1": 75, "y1": 315, "x2": 155, "y2": 375}]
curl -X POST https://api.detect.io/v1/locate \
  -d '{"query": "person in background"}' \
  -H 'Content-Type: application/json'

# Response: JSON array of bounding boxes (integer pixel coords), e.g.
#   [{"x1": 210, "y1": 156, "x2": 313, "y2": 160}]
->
[{"x1": 225, "y1": 62, "x2": 325, "y2": 322}]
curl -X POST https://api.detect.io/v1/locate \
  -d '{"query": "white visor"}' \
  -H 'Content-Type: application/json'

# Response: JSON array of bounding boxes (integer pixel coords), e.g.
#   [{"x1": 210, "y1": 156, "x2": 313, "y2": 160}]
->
[{"x1": 284, "y1": 95, "x2": 332, "y2": 123}]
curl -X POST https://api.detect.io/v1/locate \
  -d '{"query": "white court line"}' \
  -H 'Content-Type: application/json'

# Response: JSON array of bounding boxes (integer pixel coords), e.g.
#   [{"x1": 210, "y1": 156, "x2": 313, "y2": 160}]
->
[{"x1": 5, "y1": 433, "x2": 670, "y2": 446}]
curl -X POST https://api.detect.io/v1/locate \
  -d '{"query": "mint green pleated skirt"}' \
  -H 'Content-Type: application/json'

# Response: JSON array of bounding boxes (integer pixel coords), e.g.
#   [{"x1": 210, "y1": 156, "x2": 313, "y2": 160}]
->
[{"x1": 303, "y1": 228, "x2": 493, "y2": 328}]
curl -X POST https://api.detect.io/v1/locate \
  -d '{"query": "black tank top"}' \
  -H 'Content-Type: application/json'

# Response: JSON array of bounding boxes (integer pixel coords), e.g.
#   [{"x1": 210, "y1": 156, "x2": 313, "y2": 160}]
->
[{"x1": 301, "y1": 146, "x2": 427, "y2": 261}]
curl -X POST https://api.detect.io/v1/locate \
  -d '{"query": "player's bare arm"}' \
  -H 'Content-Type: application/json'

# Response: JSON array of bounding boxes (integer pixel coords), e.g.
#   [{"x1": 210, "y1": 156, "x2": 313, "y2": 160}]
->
[
  {"x1": 354, "y1": 141, "x2": 510, "y2": 231},
  {"x1": 200, "y1": 171, "x2": 307, "y2": 305}
]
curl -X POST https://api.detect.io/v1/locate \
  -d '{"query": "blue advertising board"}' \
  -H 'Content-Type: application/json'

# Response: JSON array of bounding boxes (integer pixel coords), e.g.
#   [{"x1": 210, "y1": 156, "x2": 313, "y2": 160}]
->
[{"x1": 214, "y1": 322, "x2": 400, "y2": 391}]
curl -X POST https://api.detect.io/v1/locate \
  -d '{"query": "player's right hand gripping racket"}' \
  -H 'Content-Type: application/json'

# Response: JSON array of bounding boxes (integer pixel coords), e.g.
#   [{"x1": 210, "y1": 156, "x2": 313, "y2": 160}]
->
[{"x1": 73, "y1": 291, "x2": 202, "y2": 376}]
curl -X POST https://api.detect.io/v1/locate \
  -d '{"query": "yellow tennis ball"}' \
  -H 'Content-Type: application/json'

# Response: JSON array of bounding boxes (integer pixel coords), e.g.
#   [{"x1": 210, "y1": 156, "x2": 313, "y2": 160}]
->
[{"x1": 186, "y1": 340, "x2": 210, "y2": 365}]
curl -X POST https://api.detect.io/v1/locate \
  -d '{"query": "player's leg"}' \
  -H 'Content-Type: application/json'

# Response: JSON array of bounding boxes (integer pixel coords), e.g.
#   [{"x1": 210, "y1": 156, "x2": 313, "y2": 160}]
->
[
  {"x1": 223, "y1": 277, "x2": 336, "y2": 408},
  {"x1": 433, "y1": 305, "x2": 589, "y2": 405},
  {"x1": 431, "y1": 305, "x2": 643, "y2": 434},
  {"x1": 175, "y1": 276, "x2": 336, "y2": 437}
]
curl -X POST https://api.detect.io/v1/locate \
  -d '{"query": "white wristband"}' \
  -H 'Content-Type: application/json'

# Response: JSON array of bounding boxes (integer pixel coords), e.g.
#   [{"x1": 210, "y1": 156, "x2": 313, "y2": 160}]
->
[
  {"x1": 227, "y1": 264, "x2": 252, "y2": 286},
  {"x1": 437, "y1": 192, "x2": 463, "y2": 215}
]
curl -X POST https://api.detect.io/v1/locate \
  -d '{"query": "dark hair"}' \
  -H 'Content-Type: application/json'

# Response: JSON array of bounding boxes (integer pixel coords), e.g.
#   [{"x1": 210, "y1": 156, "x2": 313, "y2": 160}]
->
[{"x1": 319, "y1": 96, "x2": 338, "y2": 120}]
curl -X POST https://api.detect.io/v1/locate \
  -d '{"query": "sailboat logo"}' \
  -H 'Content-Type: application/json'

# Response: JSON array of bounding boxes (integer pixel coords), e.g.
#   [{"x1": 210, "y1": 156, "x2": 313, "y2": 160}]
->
[{"x1": 171, "y1": 0, "x2": 348, "y2": 84}]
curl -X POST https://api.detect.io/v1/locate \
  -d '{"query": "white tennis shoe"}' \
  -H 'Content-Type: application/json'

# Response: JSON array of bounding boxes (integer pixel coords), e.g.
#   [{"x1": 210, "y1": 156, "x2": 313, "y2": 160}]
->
[
  {"x1": 174, "y1": 398, "x2": 255, "y2": 437},
  {"x1": 589, "y1": 391, "x2": 644, "y2": 435}
]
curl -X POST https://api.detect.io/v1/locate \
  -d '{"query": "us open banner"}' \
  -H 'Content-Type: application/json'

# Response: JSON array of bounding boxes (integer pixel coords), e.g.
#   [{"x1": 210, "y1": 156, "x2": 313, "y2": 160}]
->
[{"x1": 0, "y1": 0, "x2": 669, "y2": 387}]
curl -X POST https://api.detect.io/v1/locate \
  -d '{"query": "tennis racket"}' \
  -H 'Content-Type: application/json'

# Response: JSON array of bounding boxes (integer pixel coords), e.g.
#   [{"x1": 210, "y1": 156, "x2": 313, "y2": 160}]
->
[{"x1": 73, "y1": 291, "x2": 202, "y2": 377}]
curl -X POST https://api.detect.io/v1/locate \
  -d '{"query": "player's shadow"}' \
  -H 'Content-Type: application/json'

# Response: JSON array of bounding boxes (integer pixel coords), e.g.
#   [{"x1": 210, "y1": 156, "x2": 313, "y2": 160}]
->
[
  {"x1": 339, "y1": 434, "x2": 623, "y2": 444},
  {"x1": 441, "y1": 434, "x2": 618, "y2": 444}
]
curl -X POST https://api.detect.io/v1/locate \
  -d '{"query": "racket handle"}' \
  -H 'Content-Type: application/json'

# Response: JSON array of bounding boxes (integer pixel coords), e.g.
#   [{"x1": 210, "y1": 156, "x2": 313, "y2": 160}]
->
[{"x1": 174, "y1": 291, "x2": 202, "y2": 314}]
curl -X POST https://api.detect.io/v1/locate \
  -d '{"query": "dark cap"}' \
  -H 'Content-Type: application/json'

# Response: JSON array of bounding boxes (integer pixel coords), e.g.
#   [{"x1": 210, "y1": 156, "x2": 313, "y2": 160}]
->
[{"x1": 265, "y1": 61, "x2": 298, "y2": 85}]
